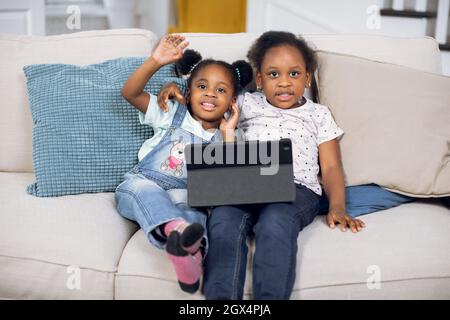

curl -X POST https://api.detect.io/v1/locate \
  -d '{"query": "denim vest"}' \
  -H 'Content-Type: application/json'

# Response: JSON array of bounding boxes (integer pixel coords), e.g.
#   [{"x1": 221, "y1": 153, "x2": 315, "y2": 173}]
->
[{"x1": 128, "y1": 105, "x2": 221, "y2": 190}]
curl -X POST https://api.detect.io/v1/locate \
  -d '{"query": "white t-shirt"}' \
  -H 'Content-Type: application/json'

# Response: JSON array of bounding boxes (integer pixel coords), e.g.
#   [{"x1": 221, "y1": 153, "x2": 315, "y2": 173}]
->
[
  {"x1": 138, "y1": 94, "x2": 216, "y2": 161},
  {"x1": 238, "y1": 92, "x2": 344, "y2": 195}
]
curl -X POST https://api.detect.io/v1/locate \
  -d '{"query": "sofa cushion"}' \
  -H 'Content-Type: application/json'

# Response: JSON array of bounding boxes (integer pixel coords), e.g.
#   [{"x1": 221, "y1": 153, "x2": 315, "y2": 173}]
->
[
  {"x1": 114, "y1": 201, "x2": 450, "y2": 299},
  {"x1": 114, "y1": 230, "x2": 255, "y2": 299},
  {"x1": 316, "y1": 51, "x2": 450, "y2": 197},
  {"x1": 0, "y1": 28, "x2": 157, "y2": 173},
  {"x1": 295, "y1": 200, "x2": 450, "y2": 299},
  {"x1": 182, "y1": 33, "x2": 441, "y2": 73},
  {"x1": 115, "y1": 231, "x2": 207, "y2": 300},
  {"x1": 0, "y1": 172, "x2": 138, "y2": 299},
  {"x1": 23, "y1": 60, "x2": 185, "y2": 197}
]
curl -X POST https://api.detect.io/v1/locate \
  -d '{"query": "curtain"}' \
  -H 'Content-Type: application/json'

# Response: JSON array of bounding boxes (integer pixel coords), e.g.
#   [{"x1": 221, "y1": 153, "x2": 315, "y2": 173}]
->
[{"x1": 169, "y1": 0, "x2": 246, "y2": 33}]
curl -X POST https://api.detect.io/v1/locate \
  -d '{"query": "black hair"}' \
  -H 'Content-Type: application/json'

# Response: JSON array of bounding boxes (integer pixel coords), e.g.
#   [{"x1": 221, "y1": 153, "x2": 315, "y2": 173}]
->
[
  {"x1": 247, "y1": 31, "x2": 317, "y2": 74},
  {"x1": 176, "y1": 49, "x2": 253, "y2": 95}
]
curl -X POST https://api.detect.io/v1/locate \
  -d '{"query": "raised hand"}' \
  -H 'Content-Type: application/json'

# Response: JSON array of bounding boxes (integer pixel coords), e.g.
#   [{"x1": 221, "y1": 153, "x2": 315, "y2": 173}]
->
[{"x1": 152, "y1": 34, "x2": 189, "y2": 66}]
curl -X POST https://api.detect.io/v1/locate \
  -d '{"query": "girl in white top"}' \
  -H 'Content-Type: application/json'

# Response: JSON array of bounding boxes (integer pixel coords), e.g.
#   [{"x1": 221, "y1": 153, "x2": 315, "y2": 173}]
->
[
  {"x1": 158, "y1": 31, "x2": 365, "y2": 300},
  {"x1": 116, "y1": 35, "x2": 252, "y2": 295}
]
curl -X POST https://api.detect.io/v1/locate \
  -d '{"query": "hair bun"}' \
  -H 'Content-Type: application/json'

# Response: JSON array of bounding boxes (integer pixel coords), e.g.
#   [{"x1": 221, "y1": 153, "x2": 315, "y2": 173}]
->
[
  {"x1": 176, "y1": 49, "x2": 202, "y2": 75},
  {"x1": 232, "y1": 60, "x2": 253, "y2": 88}
]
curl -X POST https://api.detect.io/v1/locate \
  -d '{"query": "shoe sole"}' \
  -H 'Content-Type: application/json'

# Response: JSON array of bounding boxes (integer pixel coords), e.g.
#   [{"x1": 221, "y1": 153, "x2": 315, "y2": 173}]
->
[{"x1": 180, "y1": 223, "x2": 204, "y2": 248}]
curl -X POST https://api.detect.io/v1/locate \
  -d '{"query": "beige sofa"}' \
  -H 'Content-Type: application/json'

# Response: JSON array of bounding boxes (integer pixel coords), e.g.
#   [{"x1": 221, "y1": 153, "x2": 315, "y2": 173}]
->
[{"x1": 0, "y1": 29, "x2": 449, "y2": 300}]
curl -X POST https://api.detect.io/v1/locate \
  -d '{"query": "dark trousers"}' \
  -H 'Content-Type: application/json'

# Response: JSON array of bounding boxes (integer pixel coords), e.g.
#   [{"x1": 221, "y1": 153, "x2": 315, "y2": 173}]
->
[{"x1": 203, "y1": 184, "x2": 320, "y2": 300}]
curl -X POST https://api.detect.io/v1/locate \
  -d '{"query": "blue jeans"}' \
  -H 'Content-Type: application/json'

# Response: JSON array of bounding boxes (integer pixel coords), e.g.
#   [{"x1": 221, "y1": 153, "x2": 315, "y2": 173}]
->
[
  {"x1": 115, "y1": 171, "x2": 207, "y2": 250},
  {"x1": 203, "y1": 183, "x2": 320, "y2": 300}
]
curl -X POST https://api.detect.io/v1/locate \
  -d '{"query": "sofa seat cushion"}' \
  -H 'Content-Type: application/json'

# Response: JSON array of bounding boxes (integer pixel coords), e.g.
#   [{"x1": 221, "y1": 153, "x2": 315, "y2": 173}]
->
[
  {"x1": 115, "y1": 231, "x2": 205, "y2": 300},
  {"x1": 0, "y1": 172, "x2": 138, "y2": 299},
  {"x1": 295, "y1": 200, "x2": 450, "y2": 299},
  {"x1": 115, "y1": 201, "x2": 450, "y2": 299}
]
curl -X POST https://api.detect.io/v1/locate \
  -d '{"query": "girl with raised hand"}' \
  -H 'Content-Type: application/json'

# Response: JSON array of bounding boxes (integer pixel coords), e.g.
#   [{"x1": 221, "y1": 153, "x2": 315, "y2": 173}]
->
[{"x1": 115, "y1": 34, "x2": 252, "y2": 294}]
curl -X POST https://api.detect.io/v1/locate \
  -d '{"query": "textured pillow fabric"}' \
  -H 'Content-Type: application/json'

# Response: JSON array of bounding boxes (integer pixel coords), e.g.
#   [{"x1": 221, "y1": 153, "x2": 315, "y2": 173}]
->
[
  {"x1": 0, "y1": 28, "x2": 157, "y2": 173},
  {"x1": 24, "y1": 59, "x2": 186, "y2": 197},
  {"x1": 316, "y1": 51, "x2": 450, "y2": 198},
  {"x1": 318, "y1": 184, "x2": 415, "y2": 217}
]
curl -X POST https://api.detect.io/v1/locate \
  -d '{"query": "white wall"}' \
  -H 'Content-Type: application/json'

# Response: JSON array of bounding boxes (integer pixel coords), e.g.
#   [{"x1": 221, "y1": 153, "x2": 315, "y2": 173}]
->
[
  {"x1": 442, "y1": 51, "x2": 450, "y2": 75},
  {"x1": 42, "y1": 0, "x2": 172, "y2": 38},
  {"x1": 137, "y1": 0, "x2": 173, "y2": 38},
  {"x1": 0, "y1": 0, "x2": 45, "y2": 35},
  {"x1": 247, "y1": 0, "x2": 428, "y2": 36},
  {"x1": 247, "y1": 0, "x2": 449, "y2": 75}
]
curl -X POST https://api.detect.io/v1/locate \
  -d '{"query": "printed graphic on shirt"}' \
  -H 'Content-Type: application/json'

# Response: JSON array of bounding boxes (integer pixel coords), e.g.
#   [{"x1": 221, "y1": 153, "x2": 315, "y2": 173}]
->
[
  {"x1": 238, "y1": 92, "x2": 344, "y2": 195},
  {"x1": 161, "y1": 139, "x2": 186, "y2": 177}
]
